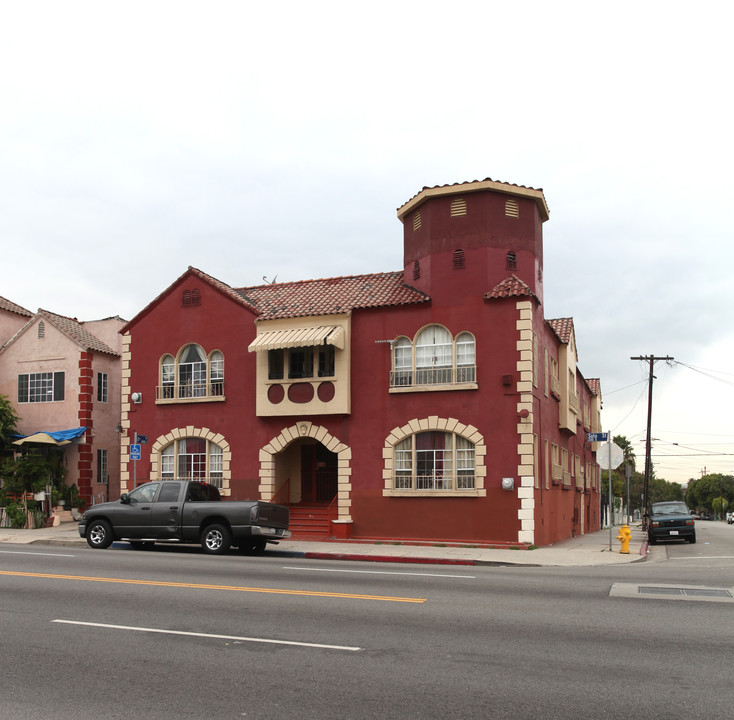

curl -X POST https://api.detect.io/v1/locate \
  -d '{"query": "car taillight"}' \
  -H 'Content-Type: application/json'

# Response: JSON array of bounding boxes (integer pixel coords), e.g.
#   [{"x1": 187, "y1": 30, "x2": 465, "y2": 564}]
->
[
  {"x1": 685, "y1": 519, "x2": 694, "y2": 526},
  {"x1": 651, "y1": 521, "x2": 659, "y2": 527},
  {"x1": 250, "y1": 505, "x2": 259, "y2": 523}
]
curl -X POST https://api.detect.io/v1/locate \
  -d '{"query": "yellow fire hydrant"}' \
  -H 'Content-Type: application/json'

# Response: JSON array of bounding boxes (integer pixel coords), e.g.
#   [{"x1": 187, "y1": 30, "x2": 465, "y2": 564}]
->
[{"x1": 617, "y1": 525, "x2": 631, "y2": 554}]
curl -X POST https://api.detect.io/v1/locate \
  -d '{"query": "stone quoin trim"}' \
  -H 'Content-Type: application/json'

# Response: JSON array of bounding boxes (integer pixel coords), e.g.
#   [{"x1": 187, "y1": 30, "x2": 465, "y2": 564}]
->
[
  {"x1": 515, "y1": 299, "x2": 536, "y2": 545},
  {"x1": 119, "y1": 332, "x2": 132, "y2": 492},
  {"x1": 258, "y1": 422, "x2": 353, "y2": 524},
  {"x1": 382, "y1": 417, "x2": 487, "y2": 497}
]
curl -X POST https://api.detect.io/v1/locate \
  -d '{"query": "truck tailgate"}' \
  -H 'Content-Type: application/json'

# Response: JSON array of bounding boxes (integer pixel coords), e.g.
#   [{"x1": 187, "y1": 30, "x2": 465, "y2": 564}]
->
[{"x1": 255, "y1": 501, "x2": 289, "y2": 529}]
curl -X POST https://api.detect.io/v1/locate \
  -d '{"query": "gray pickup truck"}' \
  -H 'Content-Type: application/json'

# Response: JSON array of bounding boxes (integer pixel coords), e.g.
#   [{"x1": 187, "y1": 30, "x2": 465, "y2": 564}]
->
[{"x1": 78, "y1": 480, "x2": 290, "y2": 554}]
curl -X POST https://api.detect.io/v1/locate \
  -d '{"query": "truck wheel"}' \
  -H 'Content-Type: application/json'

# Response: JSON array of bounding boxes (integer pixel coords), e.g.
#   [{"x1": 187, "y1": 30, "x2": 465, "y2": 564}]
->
[
  {"x1": 86, "y1": 519, "x2": 113, "y2": 549},
  {"x1": 201, "y1": 523, "x2": 231, "y2": 554},
  {"x1": 238, "y1": 538, "x2": 267, "y2": 555},
  {"x1": 689, "y1": 534, "x2": 696, "y2": 544}
]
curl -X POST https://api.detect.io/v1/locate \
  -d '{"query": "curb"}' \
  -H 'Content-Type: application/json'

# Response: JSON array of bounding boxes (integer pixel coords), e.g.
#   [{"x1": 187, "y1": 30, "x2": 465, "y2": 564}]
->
[{"x1": 303, "y1": 552, "x2": 480, "y2": 566}]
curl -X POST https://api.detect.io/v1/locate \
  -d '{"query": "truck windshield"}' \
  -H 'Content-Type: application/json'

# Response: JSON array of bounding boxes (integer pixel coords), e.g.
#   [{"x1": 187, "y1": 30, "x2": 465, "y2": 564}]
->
[{"x1": 652, "y1": 503, "x2": 688, "y2": 515}]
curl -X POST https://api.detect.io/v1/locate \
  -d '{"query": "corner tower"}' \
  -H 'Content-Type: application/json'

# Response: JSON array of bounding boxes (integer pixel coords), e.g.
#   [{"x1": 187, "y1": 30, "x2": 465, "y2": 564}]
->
[{"x1": 396, "y1": 178, "x2": 549, "y2": 306}]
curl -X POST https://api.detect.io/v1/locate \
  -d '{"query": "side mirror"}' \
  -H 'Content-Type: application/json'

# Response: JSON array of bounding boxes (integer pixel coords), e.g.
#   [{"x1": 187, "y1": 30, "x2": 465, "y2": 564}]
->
[{"x1": 120, "y1": 493, "x2": 130, "y2": 504}]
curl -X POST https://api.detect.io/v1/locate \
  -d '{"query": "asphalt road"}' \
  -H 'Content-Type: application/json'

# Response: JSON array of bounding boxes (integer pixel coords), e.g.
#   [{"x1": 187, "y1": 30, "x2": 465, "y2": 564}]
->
[{"x1": 1, "y1": 523, "x2": 732, "y2": 720}]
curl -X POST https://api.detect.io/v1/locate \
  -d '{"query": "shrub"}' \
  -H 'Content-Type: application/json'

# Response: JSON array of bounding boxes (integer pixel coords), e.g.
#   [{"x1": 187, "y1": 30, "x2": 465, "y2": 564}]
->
[{"x1": 5, "y1": 502, "x2": 26, "y2": 528}]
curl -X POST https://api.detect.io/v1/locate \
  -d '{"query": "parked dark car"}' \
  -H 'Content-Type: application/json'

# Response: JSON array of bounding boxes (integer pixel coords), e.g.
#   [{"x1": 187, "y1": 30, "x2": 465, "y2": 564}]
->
[{"x1": 647, "y1": 501, "x2": 696, "y2": 544}]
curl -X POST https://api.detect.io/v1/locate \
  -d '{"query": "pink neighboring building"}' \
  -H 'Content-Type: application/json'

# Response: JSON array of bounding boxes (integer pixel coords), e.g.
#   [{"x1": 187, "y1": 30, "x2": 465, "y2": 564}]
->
[{"x1": 0, "y1": 301, "x2": 124, "y2": 506}]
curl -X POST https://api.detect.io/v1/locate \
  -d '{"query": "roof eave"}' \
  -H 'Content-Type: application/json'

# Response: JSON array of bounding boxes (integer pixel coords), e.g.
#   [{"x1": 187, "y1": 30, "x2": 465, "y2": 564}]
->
[{"x1": 397, "y1": 179, "x2": 550, "y2": 223}]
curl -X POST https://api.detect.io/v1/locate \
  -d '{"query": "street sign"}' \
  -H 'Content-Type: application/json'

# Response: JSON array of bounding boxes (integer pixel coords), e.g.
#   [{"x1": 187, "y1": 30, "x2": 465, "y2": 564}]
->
[
  {"x1": 137, "y1": 435, "x2": 148, "y2": 444},
  {"x1": 598, "y1": 442, "x2": 624, "y2": 470},
  {"x1": 130, "y1": 444, "x2": 141, "y2": 460},
  {"x1": 587, "y1": 432, "x2": 609, "y2": 442}
]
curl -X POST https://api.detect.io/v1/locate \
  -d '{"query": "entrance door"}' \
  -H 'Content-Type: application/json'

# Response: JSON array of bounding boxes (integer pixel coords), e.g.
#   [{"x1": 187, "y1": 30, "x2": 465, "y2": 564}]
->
[{"x1": 300, "y1": 444, "x2": 337, "y2": 503}]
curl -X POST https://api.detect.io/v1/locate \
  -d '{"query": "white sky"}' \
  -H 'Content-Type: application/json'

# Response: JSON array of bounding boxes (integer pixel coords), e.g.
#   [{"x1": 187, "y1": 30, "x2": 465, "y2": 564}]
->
[{"x1": 2, "y1": 1, "x2": 732, "y2": 486}]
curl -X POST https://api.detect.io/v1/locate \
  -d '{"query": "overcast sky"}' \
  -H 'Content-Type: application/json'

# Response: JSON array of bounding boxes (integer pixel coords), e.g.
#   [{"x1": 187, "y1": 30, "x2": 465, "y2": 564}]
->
[{"x1": 2, "y1": 1, "x2": 732, "y2": 487}]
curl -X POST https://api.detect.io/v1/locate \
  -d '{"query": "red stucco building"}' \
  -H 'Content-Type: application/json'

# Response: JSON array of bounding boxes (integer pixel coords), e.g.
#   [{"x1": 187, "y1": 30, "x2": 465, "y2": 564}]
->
[{"x1": 119, "y1": 178, "x2": 603, "y2": 547}]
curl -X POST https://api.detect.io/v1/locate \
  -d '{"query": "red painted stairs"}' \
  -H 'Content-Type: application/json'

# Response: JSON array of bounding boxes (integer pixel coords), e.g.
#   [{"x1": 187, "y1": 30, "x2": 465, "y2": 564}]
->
[{"x1": 288, "y1": 503, "x2": 334, "y2": 539}]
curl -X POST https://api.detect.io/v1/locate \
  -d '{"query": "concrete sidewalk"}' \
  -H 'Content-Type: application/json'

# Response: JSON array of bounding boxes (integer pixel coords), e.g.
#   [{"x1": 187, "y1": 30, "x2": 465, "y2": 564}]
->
[{"x1": 0, "y1": 522, "x2": 647, "y2": 567}]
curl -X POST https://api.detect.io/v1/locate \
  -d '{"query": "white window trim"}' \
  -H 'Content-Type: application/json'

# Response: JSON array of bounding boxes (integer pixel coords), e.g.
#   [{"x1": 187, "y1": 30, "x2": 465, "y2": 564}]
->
[
  {"x1": 383, "y1": 417, "x2": 486, "y2": 497},
  {"x1": 156, "y1": 345, "x2": 226, "y2": 404},
  {"x1": 148, "y1": 428, "x2": 231, "y2": 495},
  {"x1": 390, "y1": 326, "x2": 477, "y2": 392}
]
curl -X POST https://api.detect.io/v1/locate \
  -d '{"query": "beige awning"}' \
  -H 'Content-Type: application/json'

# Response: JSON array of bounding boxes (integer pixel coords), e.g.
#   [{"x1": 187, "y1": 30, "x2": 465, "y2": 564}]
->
[
  {"x1": 13, "y1": 432, "x2": 71, "y2": 446},
  {"x1": 248, "y1": 325, "x2": 345, "y2": 352}
]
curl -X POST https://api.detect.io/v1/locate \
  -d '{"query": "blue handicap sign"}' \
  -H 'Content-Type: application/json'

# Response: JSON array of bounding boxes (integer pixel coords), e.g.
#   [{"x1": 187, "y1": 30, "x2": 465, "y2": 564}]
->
[{"x1": 130, "y1": 444, "x2": 141, "y2": 460}]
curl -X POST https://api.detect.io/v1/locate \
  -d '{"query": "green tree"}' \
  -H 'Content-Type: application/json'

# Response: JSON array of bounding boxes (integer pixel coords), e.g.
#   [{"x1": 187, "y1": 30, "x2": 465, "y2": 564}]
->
[
  {"x1": 686, "y1": 473, "x2": 734, "y2": 518},
  {"x1": 0, "y1": 392, "x2": 20, "y2": 450},
  {"x1": 613, "y1": 435, "x2": 636, "y2": 472}
]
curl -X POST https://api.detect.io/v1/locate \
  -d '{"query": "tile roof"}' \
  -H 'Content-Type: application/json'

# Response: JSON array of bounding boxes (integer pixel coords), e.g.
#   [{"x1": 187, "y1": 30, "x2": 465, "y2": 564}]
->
[
  {"x1": 188, "y1": 267, "x2": 259, "y2": 313},
  {"x1": 0, "y1": 295, "x2": 32, "y2": 317},
  {"x1": 120, "y1": 266, "x2": 260, "y2": 333},
  {"x1": 547, "y1": 317, "x2": 574, "y2": 344},
  {"x1": 38, "y1": 310, "x2": 119, "y2": 356},
  {"x1": 484, "y1": 275, "x2": 539, "y2": 302},
  {"x1": 586, "y1": 378, "x2": 601, "y2": 397},
  {"x1": 238, "y1": 271, "x2": 430, "y2": 321},
  {"x1": 397, "y1": 177, "x2": 550, "y2": 222}
]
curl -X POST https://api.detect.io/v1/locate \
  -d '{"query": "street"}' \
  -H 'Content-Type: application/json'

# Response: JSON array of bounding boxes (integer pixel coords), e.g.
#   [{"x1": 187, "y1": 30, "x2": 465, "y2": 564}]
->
[{"x1": 1, "y1": 523, "x2": 733, "y2": 720}]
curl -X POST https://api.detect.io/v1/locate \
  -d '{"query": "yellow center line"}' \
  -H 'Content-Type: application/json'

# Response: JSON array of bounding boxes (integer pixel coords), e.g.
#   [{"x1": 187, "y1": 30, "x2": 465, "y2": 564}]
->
[{"x1": 0, "y1": 570, "x2": 426, "y2": 603}]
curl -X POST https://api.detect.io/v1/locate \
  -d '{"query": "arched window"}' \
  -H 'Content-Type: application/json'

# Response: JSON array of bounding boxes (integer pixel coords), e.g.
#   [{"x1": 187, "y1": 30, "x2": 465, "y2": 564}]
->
[
  {"x1": 389, "y1": 327, "x2": 476, "y2": 389},
  {"x1": 393, "y1": 431, "x2": 475, "y2": 491},
  {"x1": 392, "y1": 337, "x2": 413, "y2": 386},
  {"x1": 415, "y1": 325, "x2": 452, "y2": 384},
  {"x1": 456, "y1": 332, "x2": 476, "y2": 383},
  {"x1": 210, "y1": 351, "x2": 224, "y2": 395},
  {"x1": 161, "y1": 354, "x2": 175, "y2": 398},
  {"x1": 157, "y1": 346, "x2": 225, "y2": 401},
  {"x1": 160, "y1": 437, "x2": 225, "y2": 489},
  {"x1": 179, "y1": 344, "x2": 206, "y2": 398}
]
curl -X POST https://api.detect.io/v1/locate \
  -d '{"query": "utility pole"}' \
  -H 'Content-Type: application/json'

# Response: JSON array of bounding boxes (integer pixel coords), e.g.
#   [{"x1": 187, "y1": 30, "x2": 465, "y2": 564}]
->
[{"x1": 630, "y1": 354, "x2": 674, "y2": 530}]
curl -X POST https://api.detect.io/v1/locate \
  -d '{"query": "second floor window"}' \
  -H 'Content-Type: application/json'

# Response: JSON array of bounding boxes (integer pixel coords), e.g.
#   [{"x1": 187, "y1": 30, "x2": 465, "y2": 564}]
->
[
  {"x1": 391, "y1": 326, "x2": 476, "y2": 388},
  {"x1": 18, "y1": 371, "x2": 65, "y2": 403},
  {"x1": 268, "y1": 345, "x2": 335, "y2": 381},
  {"x1": 158, "y1": 345, "x2": 224, "y2": 401},
  {"x1": 97, "y1": 372, "x2": 108, "y2": 403}
]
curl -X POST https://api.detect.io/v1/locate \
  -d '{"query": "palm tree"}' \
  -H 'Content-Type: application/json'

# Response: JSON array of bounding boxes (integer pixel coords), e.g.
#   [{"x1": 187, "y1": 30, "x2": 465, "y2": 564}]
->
[{"x1": 613, "y1": 435, "x2": 636, "y2": 472}]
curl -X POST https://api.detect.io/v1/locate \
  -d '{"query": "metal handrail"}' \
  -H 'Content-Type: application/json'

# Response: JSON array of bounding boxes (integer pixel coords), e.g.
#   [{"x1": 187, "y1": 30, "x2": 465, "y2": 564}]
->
[{"x1": 271, "y1": 478, "x2": 290, "y2": 505}]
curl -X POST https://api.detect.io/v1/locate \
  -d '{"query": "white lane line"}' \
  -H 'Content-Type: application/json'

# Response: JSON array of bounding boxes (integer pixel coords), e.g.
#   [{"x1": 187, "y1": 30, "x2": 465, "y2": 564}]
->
[
  {"x1": 283, "y1": 566, "x2": 475, "y2": 579},
  {"x1": 0, "y1": 550, "x2": 75, "y2": 557},
  {"x1": 53, "y1": 619, "x2": 361, "y2": 652}
]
